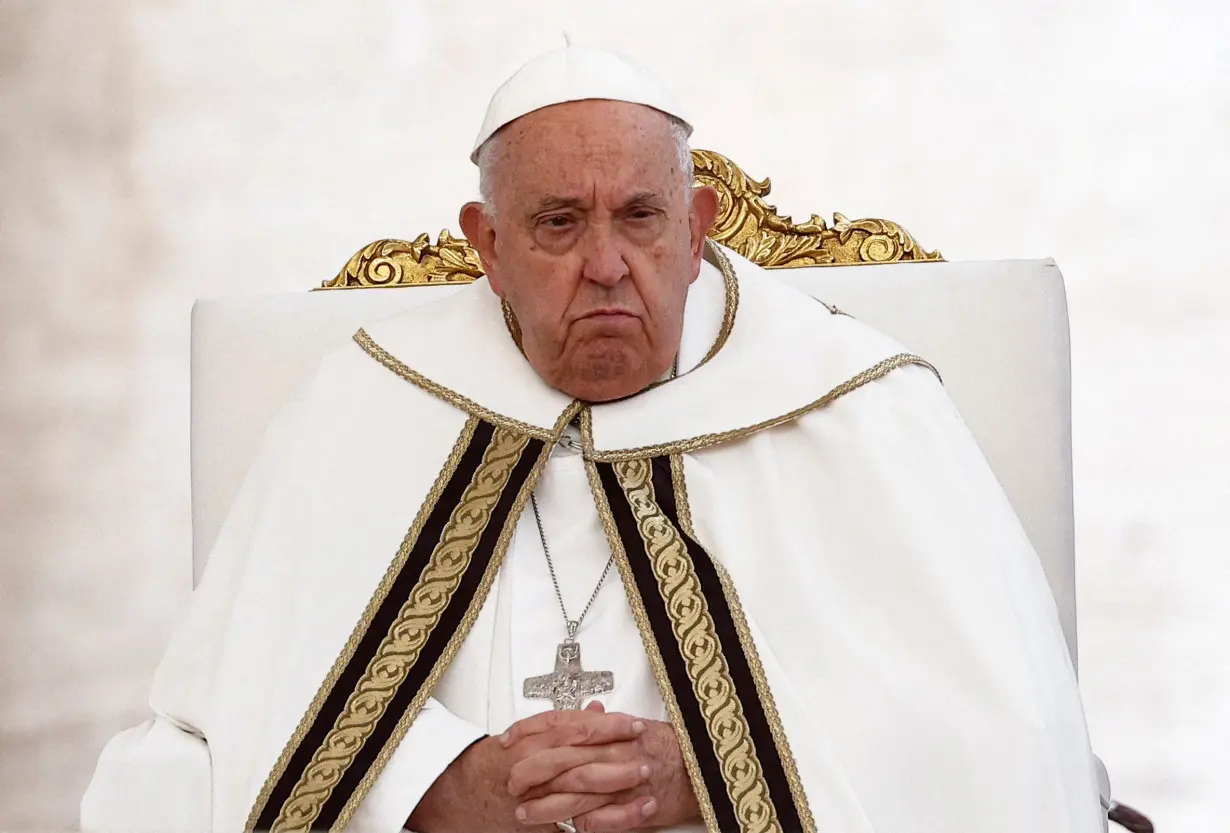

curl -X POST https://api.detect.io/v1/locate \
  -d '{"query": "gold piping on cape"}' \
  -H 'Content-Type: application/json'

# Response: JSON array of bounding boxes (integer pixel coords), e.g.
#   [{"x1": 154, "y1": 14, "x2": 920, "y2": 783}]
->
[
  {"x1": 588, "y1": 353, "x2": 940, "y2": 462},
  {"x1": 354, "y1": 329, "x2": 555, "y2": 441},
  {"x1": 332, "y1": 400, "x2": 583, "y2": 828},
  {"x1": 612, "y1": 457, "x2": 781, "y2": 833},
  {"x1": 579, "y1": 409, "x2": 722, "y2": 833},
  {"x1": 642, "y1": 242, "x2": 740, "y2": 392},
  {"x1": 697, "y1": 243, "x2": 740, "y2": 370},
  {"x1": 669, "y1": 454, "x2": 818, "y2": 833},
  {"x1": 244, "y1": 416, "x2": 479, "y2": 831},
  {"x1": 272, "y1": 425, "x2": 533, "y2": 829},
  {"x1": 668, "y1": 454, "x2": 695, "y2": 540}
]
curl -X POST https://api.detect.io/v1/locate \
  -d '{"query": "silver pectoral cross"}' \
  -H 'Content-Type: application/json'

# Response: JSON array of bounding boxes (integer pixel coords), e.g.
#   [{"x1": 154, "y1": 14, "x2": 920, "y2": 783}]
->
[{"x1": 523, "y1": 638, "x2": 614, "y2": 710}]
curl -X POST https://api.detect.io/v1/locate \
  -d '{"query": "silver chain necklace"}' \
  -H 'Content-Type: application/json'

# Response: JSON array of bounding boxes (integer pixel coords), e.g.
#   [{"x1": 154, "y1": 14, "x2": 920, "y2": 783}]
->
[
  {"x1": 531, "y1": 492, "x2": 614, "y2": 639},
  {"x1": 521, "y1": 493, "x2": 616, "y2": 711}
]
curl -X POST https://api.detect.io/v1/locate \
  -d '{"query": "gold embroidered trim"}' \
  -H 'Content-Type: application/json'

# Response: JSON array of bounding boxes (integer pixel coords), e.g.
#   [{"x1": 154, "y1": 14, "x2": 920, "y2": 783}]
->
[
  {"x1": 589, "y1": 353, "x2": 940, "y2": 462},
  {"x1": 501, "y1": 297, "x2": 524, "y2": 353},
  {"x1": 668, "y1": 454, "x2": 695, "y2": 539},
  {"x1": 271, "y1": 425, "x2": 533, "y2": 829},
  {"x1": 668, "y1": 454, "x2": 817, "y2": 833},
  {"x1": 354, "y1": 329, "x2": 556, "y2": 441},
  {"x1": 698, "y1": 243, "x2": 740, "y2": 370},
  {"x1": 244, "y1": 416, "x2": 479, "y2": 832},
  {"x1": 579, "y1": 412, "x2": 722, "y2": 833},
  {"x1": 644, "y1": 242, "x2": 740, "y2": 392},
  {"x1": 613, "y1": 457, "x2": 781, "y2": 833},
  {"x1": 331, "y1": 400, "x2": 584, "y2": 828}
]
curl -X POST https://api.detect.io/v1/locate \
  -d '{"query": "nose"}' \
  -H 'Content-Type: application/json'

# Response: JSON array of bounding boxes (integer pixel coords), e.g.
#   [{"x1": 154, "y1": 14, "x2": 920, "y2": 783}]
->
[{"x1": 580, "y1": 224, "x2": 630, "y2": 287}]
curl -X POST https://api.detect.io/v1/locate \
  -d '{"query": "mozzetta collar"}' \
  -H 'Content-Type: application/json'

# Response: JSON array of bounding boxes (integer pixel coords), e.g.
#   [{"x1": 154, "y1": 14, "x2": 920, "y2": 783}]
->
[{"x1": 355, "y1": 242, "x2": 936, "y2": 457}]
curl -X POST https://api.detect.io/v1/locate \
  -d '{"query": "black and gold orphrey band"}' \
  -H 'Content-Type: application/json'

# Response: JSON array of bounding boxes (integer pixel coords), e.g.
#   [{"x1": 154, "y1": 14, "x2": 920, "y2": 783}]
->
[
  {"x1": 247, "y1": 418, "x2": 545, "y2": 831},
  {"x1": 595, "y1": 456, "x2": 816, "y2": 833}
]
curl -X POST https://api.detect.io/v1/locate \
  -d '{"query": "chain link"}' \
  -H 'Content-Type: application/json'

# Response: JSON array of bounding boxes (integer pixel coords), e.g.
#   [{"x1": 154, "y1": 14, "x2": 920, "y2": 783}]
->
[{"x1": 530, "y1": 492, "x2": 613, "y2": 641}]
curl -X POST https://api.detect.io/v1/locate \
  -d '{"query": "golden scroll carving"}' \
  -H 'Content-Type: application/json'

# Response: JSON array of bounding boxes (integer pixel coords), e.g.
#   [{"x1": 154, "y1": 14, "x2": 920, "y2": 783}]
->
[{"x1": 318, "y1": 150, "x2": 941, "y2": 290}]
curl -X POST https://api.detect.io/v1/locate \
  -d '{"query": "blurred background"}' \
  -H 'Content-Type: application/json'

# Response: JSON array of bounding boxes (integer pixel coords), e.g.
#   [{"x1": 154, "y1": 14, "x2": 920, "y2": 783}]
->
[{"x1": 1, "y1": 0, "x2": 1227, "y2": 829}]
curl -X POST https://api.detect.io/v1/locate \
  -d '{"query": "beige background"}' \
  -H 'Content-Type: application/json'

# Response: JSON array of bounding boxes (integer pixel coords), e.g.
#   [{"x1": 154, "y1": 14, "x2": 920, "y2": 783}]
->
[{"x1": 2, "y1": 0, "x2": 1227, "y2": 829}]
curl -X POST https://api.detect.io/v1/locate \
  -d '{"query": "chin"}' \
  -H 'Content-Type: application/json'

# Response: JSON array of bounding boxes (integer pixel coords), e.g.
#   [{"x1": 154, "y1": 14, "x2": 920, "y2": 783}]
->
[
  {"x1": 561, "y1": 344, "x2": 656, "y2": 402},
  {"x1": 572, "y1": 379, "x2": 645, "y2": 403}
]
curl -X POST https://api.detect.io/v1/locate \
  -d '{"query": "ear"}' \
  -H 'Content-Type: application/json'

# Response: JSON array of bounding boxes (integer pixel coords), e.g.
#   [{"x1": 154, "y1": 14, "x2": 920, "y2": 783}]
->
[
  {"x1": 688, "y1": 185, "x2": 720, "y2": 271},
  {"x1": 459, "y1": 201, "x2": 502, "y2": 294}
]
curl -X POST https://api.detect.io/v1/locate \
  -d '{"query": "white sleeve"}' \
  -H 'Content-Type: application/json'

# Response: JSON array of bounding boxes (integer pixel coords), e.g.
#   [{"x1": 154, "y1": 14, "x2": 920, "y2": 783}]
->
[
  {"x1": 345, "y1": 699, "x2": 486, "y2": 833},
  {"x1": 80, "y1": 699, "x2": 485, "y2": 833},
  {"x1": 80, "y1": 718, "x2": 212, "y2": 833},
  {"x1": 706, "y1": 362, "x2": 1105, "y2": 832},
  {"x1": 82, "y1": 376, "x2": 488, "y2": 833}
]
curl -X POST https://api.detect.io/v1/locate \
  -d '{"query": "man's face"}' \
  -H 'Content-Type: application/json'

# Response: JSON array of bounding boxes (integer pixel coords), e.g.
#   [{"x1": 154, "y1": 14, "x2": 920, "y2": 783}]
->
[{"x1": 460, "y1": 100, "x2": 718, "y2": 402}]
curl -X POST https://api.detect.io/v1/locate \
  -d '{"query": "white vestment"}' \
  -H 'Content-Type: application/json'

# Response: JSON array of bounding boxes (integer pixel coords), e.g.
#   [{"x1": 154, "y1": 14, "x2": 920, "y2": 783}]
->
[{"x1": 82, "y1": 245, "x2": 1103, "y2": 833}]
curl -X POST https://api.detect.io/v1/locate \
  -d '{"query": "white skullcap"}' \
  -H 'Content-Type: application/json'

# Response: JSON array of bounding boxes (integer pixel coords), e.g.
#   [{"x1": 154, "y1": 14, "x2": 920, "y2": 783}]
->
[{"x1": 470, "y1": 45, "x2": 692, "y2": 164}]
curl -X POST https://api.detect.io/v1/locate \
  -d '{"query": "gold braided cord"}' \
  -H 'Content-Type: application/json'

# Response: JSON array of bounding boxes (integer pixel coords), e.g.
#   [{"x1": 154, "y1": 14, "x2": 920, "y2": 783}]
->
[
  {"x1": 696, "y1": 243, "x2": 740, "y2": 371},
  {"x1": 589, "y1": 354, "x2": 940, "y2": 462},
  {"x1": 668, "y1": 454, "x2": 695, "y2": 540},
  {"x1": 353, "y1": 329, "x2": 555, "y2": 441}
]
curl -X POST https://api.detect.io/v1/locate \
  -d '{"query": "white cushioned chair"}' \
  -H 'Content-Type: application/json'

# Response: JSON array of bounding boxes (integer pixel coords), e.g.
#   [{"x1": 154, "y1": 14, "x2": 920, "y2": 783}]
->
[{"x1": 190, "y1": 150, "x2": 1138, "y2": 830}]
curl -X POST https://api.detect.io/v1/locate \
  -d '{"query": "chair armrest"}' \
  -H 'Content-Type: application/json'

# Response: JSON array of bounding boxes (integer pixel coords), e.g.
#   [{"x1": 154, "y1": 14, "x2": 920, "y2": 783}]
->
[{"x1": 1096, "y1": 755, "x2": 1155, "y2": 833}]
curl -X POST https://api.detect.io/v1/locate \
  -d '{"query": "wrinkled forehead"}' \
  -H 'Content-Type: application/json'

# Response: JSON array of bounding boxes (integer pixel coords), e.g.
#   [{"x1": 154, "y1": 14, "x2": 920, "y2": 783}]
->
[{"x1": 493, "y1": 100, "x2": 683, "y2": 205}]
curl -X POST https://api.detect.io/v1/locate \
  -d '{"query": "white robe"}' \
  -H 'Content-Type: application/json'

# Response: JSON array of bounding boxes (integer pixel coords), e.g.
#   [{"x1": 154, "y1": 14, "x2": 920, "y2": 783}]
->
[{"x1": 82, "y1": 246, "x2": 1103, "y2": 832}]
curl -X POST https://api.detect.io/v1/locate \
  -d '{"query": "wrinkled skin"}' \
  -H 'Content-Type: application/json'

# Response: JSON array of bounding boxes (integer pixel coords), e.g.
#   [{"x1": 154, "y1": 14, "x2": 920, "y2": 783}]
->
[{"x1": 459, "y1": 99, "x2": 719, "y2": 402}]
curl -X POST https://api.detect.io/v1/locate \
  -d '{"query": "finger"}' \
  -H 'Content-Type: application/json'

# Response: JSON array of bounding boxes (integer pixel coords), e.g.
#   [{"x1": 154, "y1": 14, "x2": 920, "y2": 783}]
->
[
  {"x1": 508, "y1": 745, "x2": 610, "y2": 797},
  {"x1": 584, "y1": 700, "x2": 606, "y2": 713},
  {"x1": 537, "y1": 761, "x2": 650, "y2": 797},
  {"x1": 514, "y1": 792, "x2": 610, "y2": 826},
  {"x1": 501, "y1": 710, "x2": 645, "y2": 750},
  {"x1": 502, "y1": 709, "x2": 631, "y2": 748},
  {"x1": 575, "y1": 796, "x2": 658, "y2": 833}
]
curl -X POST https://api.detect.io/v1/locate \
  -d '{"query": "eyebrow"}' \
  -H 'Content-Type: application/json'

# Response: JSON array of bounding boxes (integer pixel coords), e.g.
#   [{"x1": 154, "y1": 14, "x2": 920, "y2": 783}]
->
[
  {"x1": 532, "y1": 196, "x2": 587, "y2": 213},
  {"x1": 621, "y1": 191, "x2": 666, "y2": 208},
  {"x1": 530, "y1": 191, "x2": 666, "y2": 215}
]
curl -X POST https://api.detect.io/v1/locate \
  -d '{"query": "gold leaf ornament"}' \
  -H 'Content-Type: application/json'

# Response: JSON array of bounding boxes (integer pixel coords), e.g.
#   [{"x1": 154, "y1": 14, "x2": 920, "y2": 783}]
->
[{"x1": 318, "y1": 150, "x2": 941, "y2": 290}]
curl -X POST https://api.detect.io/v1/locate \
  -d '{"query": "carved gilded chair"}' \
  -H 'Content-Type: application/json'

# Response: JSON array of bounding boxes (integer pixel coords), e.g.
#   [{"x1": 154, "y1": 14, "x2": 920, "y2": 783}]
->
[{"x1": 190, "y1": 150, "x2": 1145, "y2": 832}]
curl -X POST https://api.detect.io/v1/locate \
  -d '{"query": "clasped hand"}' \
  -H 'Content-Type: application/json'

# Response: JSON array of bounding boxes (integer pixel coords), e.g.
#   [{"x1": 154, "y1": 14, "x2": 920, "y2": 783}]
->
[
  {"x1": 408, "y1": 701, "x2": 699, "y2": 833},
  {"x1": 496, "y1": 698, "x2": 693, "y2": 826},
  {"x1": 499, "y1": 701, "x2": 697, "y2": 832}
]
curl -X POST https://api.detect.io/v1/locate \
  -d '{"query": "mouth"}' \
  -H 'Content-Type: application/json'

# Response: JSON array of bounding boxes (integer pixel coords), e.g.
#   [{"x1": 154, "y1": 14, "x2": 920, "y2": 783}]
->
[{"x1": 578, "y1": 308, "x2": 638, "y2": 322}]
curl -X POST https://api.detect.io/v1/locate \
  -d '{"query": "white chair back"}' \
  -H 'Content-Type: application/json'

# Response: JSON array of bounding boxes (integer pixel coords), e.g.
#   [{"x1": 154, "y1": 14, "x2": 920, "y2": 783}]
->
[{"x1": 191, "y1": 257, "x2": 1077, "y2": 663}]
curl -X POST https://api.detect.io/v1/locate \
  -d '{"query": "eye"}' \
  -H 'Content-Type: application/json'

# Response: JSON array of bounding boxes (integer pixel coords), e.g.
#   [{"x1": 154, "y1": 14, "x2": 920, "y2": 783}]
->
[
  {"x1": 628, "y1": 208, "x2": 658, "y2": 220},
  {"x1": 540, "y1": 215, "x2": 575, "y2": 230}
]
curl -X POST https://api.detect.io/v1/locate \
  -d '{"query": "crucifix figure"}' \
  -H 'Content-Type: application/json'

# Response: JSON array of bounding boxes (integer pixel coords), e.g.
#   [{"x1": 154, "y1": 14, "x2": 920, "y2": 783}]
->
[{"x1": 523, "y1": 637, "x2": 614, "y2": 710}]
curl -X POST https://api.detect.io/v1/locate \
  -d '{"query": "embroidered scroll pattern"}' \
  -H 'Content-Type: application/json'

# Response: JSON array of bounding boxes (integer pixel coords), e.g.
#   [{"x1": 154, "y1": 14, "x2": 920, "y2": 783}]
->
[
  {"x1": 613, "y1": 458, "x2": 781, "y2": 833},
  {"x1": 272, "y1": 427, "x2": 531, "y2": 829},
  {"x1": 668, "y1": 454, "x2": 817, "y2": 833}
]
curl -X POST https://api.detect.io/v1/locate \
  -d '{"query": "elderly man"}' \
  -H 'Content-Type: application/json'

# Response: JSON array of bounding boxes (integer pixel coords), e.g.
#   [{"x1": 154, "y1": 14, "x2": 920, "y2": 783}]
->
[{"x1": 83, "y1": 46, "x2": 1103, "y2": 833}]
